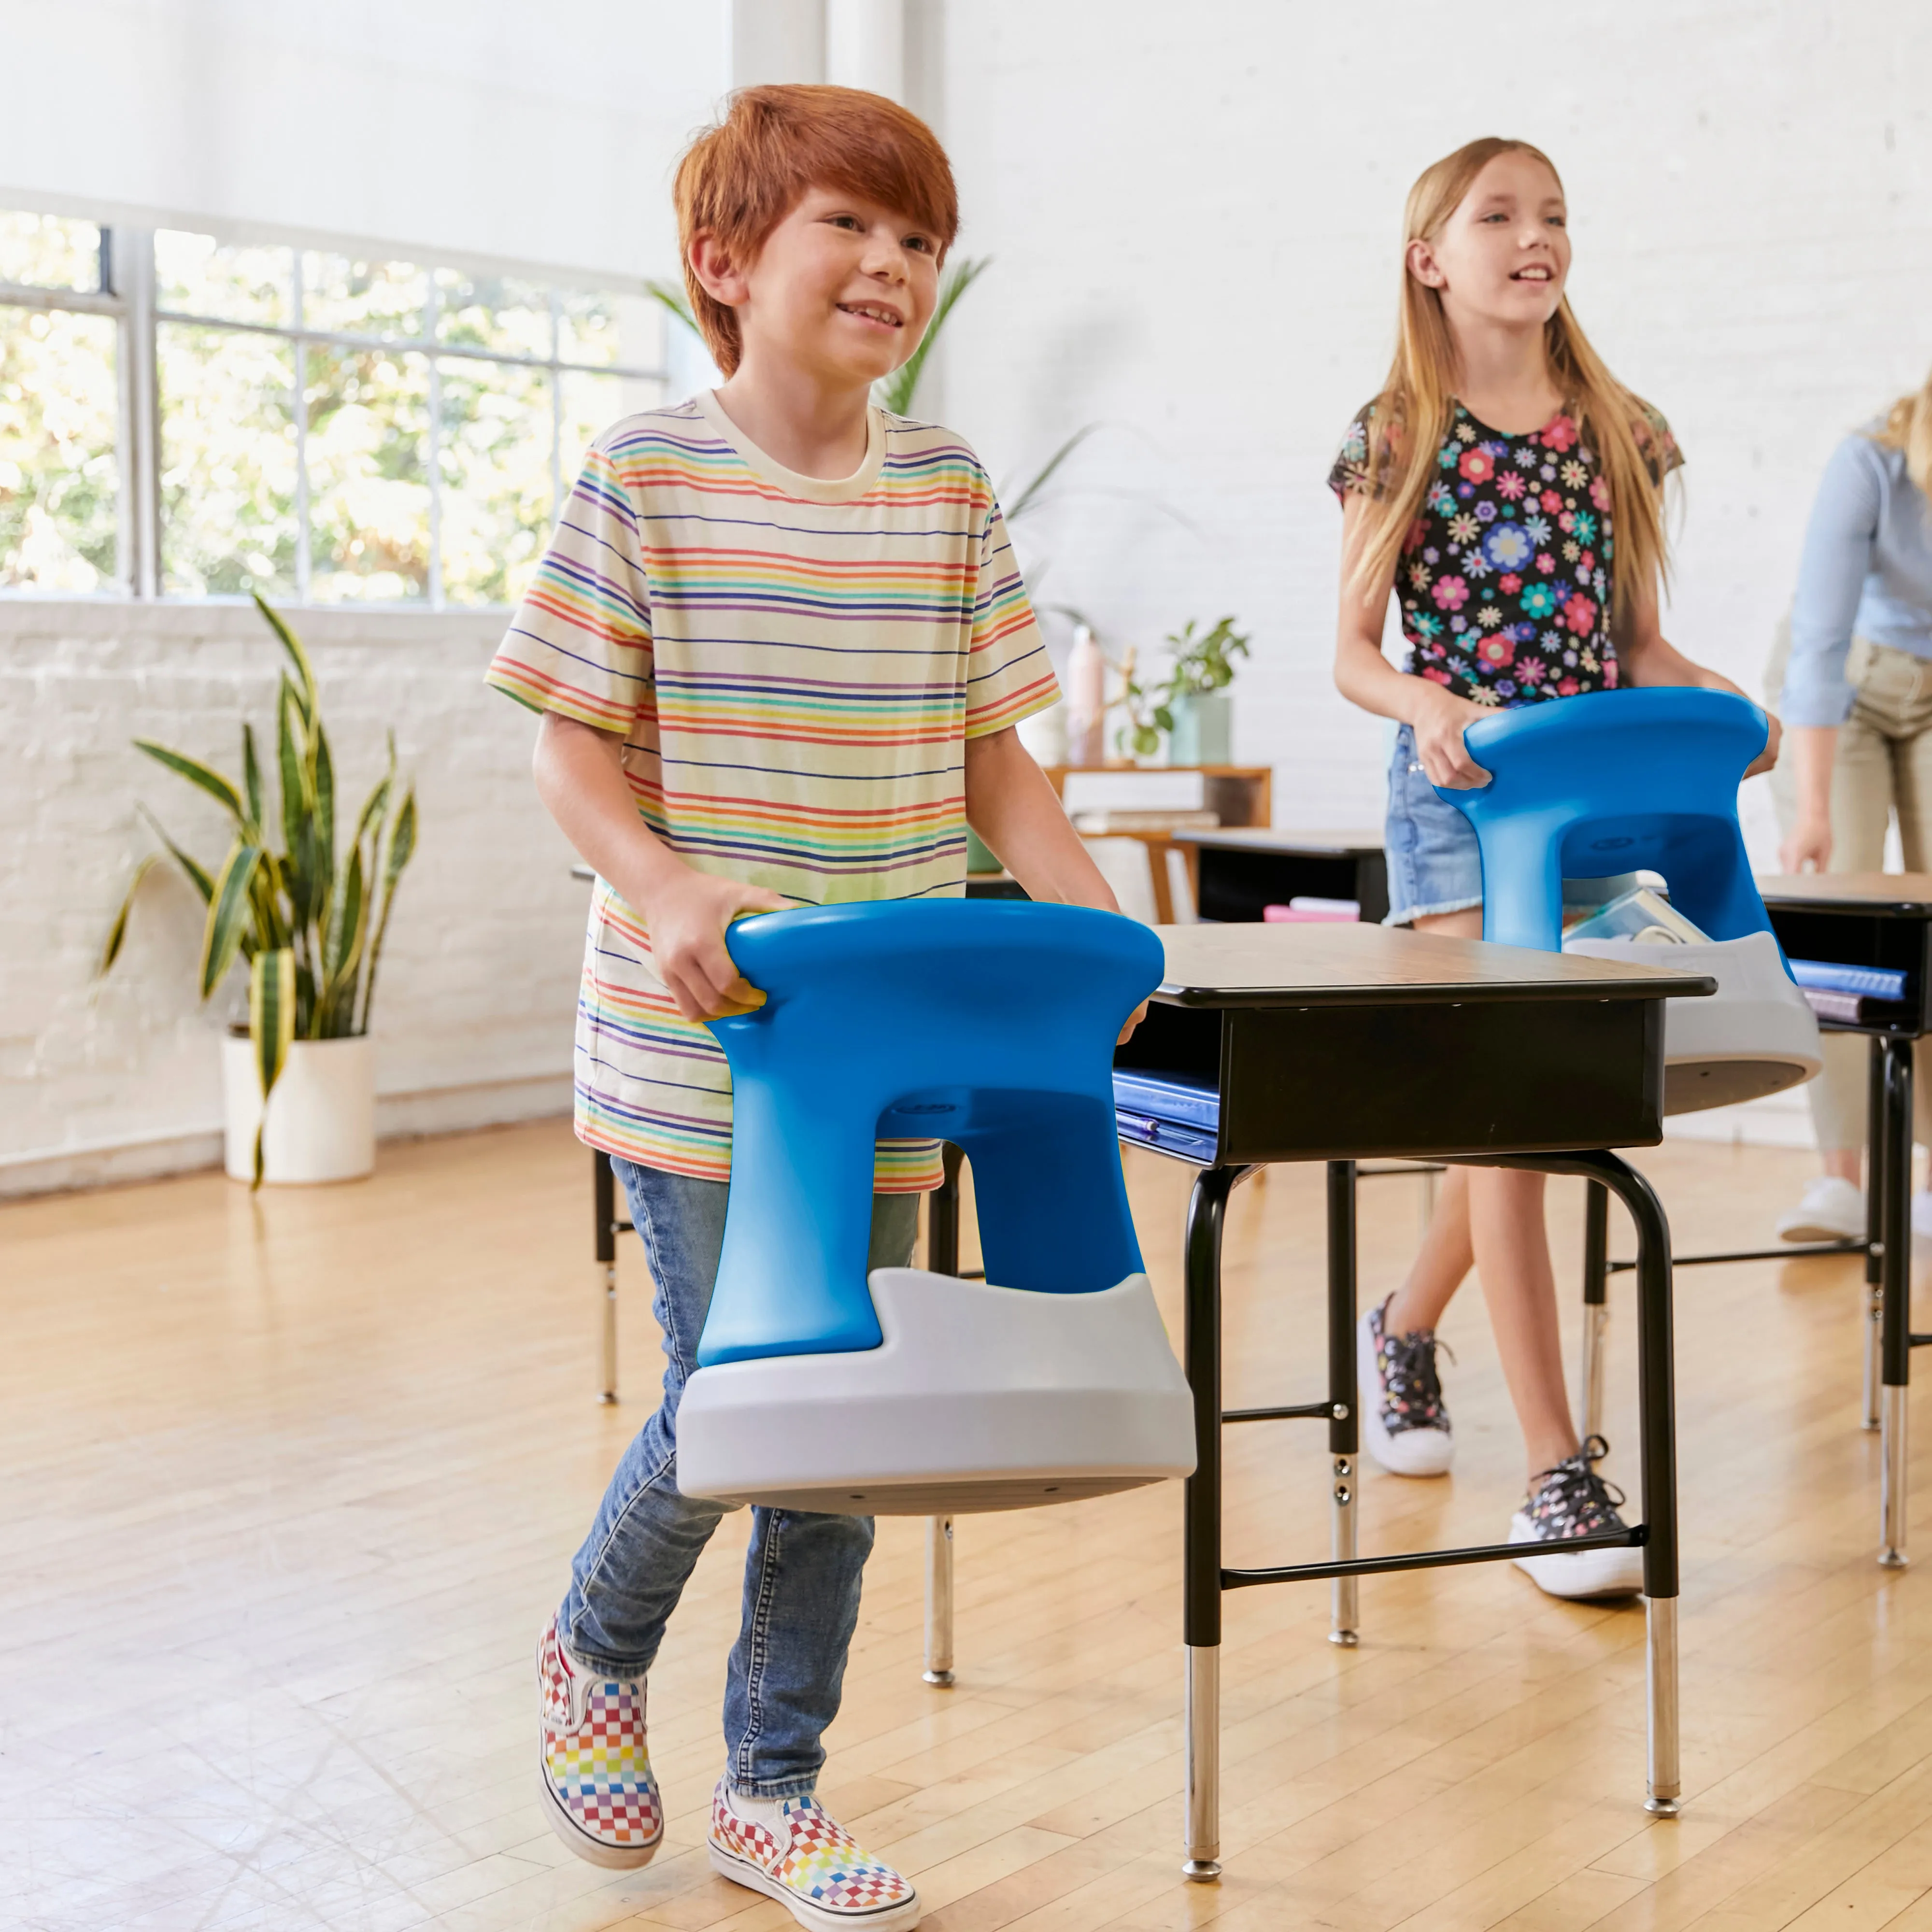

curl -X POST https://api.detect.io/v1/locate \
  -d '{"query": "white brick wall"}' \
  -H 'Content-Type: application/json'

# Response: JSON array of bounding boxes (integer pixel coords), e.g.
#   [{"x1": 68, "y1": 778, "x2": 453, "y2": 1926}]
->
[
  {"x1": 932, "y1": 0, "x2": 1932, "y2": 869},
  {"x1": 0, "y1": 601, "x2": 584, "y2": 1193}
]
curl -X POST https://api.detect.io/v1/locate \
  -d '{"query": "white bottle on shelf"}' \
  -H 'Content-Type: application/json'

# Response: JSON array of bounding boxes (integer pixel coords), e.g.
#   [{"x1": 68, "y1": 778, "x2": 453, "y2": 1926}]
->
[{"x1": 1065, "y1": 624, "x2": 1106, "y2": 767}]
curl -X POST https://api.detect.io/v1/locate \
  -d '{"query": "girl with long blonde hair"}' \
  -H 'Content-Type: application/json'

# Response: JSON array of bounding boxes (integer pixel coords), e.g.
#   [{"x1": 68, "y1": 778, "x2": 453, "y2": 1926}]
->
[
  {"x1": 1773, "y1": 362, "x2": 1932, "y2": 1243},
  {"x1": 1331, "y1": 137, "x2": 1781, "y2": 1599}
]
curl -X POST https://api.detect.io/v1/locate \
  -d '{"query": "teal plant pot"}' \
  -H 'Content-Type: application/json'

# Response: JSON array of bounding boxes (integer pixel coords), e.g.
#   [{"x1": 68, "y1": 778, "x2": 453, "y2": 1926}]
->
[{"x1": 1167, "y1": 691, "x2": 1232, "y2": 767}]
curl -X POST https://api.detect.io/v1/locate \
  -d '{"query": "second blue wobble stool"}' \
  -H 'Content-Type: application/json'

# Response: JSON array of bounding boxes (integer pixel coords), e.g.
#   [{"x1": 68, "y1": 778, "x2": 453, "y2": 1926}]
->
[
  {"x1": 674, "y1": 899, "x2": 1196, "y2": 1516},
  {"x1": 1436, "y1": 686, "x2": 1820, "y2": 1113}
]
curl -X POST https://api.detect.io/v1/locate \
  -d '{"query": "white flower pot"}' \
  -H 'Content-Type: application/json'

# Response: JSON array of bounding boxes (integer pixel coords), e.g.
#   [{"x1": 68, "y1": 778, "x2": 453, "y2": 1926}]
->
[{"x1": 222, "y1": 1032, "x2": 377, "y2": 1184}]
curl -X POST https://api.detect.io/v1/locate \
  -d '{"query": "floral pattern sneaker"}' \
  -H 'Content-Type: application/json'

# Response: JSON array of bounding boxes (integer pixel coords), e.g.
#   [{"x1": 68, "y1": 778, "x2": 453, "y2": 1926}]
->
[
  {"x1": 709, "y1": 1777, "x2": 921, "y2": 1931},
  {"x1": 1509, "y1": 1434, "x2": 1645, "y2": 1600},
  {"x1": 536, "y1": 1615, "x2": 664, "y2": 1869},
  {"x1": 1357, "y1": 1296, "x2": 1455, "y2": 1476}
]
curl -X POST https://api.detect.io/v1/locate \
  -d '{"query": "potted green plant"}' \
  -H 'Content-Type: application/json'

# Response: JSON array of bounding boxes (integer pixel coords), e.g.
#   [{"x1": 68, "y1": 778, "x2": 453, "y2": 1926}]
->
[
  {"x1": 98, "y1": 595, "x2": 417, "y2": 1187},
  {"x1": 1160, "y1": 617, "x2": 1250, "y2": 767}
]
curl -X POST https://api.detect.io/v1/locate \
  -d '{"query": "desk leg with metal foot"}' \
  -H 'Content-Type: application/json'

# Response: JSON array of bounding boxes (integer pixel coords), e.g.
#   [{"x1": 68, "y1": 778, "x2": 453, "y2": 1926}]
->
[
  {"x1": 923, "y1": 1517, "x2": 955, "y2": 1684},
  {"x1": 1183, "y1": 1163, "x2": 1245, "y2": 1882},
  {"x1": 1328, "y1": 1162, "x2": 1360, "y2": 1646},
  {"x1": 593, "y1": 1150, "x2": 620, "y2": 1404},
  {"x1": 1880, "y1": 1039, "x2": 1913, "y2": 1567},
  {"x1": 923, "y1": 1148, "x2": 966, "y2": 1672},
  {"x1": 1580, "y1": 1179, "x2": 1609, "y2": 1445},
  {"x1": 1865, "y1": 1037, "x2": 1888, "y2": 1433},
  {"x1": 1595, "y1": 1151, "x2": 1682, "y2": 1817}
]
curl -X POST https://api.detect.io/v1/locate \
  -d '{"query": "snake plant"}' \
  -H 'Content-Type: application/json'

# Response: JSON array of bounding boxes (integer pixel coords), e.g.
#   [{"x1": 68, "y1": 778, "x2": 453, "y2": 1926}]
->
[{"x1": 98, "y1": 593, "x2": 417, "y2": 1185}]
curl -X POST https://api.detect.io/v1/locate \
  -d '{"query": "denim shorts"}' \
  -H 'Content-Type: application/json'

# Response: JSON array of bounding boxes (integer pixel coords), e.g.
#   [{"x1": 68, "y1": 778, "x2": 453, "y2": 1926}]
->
[
  {"x1": 1383, "y1": 723, "x2": 1484, "y2": 926},
  {"x1": 1382, "y1": 721, "x2": 1648, "y2": 929}
]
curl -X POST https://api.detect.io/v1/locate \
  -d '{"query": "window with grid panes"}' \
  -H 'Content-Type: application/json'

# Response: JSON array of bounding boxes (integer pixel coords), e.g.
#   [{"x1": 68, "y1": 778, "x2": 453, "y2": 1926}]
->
[{"x1": 0, "y1": 209, "x2": 670, "y2": 606}]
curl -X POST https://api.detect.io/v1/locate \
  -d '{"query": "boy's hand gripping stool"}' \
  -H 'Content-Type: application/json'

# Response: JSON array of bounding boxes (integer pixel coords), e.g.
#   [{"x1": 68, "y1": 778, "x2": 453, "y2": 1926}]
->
[
  {"x1": 1436, "y1": 686, "x2": 1821, "y2": 1113},
  {"x1": 674, "y1": 900, "x2": 1197, "y2": 1515}
]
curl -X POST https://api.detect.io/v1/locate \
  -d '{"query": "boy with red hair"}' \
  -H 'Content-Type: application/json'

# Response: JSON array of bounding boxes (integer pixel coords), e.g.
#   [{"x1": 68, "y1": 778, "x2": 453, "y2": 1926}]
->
[{"x1": 487, "y1": 87, "x2": 1131, "y2": 1927}]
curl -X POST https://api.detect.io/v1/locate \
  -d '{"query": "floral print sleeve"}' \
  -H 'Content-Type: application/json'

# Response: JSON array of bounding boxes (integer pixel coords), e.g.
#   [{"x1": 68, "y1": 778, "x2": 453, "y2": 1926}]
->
[
  {"x1": 1330, "y1": 399, "x2": 1680, "y2": 710},
  {"x1": 1328, "y1": 400, "x2": 1398, "y2": 500},
  {"x1": 1633, "y1": 400, "x2": 1683, "y2": 488}
]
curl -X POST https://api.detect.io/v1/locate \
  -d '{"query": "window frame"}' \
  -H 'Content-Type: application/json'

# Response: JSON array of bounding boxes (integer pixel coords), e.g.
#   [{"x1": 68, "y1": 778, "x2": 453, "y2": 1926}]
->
[{"x1": 0, "y1": 220, "x2": 670, "y2": 609}]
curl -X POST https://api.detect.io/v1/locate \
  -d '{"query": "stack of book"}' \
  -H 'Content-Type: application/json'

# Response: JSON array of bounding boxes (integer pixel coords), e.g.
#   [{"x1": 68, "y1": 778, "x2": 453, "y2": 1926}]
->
[{"x1": 1788, "y1": 959, "x2": 1910, "y2": 1025}]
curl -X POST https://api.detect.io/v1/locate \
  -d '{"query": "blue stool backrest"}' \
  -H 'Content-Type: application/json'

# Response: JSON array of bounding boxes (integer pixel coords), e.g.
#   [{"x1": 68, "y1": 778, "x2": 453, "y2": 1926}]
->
[
  {"x1": 1434, "y1": 687, "x2": 1773, "y2": 953},
  {"x1": 696, "y1": 900, "x2": 1165, "y2": 1366}
]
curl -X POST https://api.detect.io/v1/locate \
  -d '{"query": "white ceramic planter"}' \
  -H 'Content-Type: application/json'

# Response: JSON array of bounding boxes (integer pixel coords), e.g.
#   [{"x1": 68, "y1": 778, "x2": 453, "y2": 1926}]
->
[{"x1": 222, "y1": 1032, "x2": 377, "y2": 1184}]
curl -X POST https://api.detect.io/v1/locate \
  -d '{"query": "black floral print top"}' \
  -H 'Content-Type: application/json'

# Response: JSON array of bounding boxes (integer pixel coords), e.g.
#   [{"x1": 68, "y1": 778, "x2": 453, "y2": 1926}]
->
[{"x1": 1329, "y1": 400, "x2": 1682, "y2": 708}]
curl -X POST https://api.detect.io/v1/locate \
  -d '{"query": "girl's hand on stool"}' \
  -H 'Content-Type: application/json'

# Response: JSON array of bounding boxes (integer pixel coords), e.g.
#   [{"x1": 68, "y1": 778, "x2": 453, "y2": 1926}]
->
[{"x1": 1413, "y1": 685, "x2": 1494, "y2": 789}]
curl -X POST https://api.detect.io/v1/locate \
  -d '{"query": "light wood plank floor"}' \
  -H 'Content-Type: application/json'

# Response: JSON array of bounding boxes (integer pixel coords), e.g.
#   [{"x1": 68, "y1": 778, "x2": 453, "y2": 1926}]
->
[{"x1": 2, "y1": 1122, "x2": 1927, "y2": 1932}]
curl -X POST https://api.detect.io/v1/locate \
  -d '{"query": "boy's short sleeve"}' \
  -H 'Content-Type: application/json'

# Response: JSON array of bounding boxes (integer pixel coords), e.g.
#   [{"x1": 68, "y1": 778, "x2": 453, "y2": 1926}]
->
[
  {"x1": 485, "y1": 437, "x2": 653, "y2": 734},
  {"x1": 963, "y1": 494, "x2": 1059, "y2": 739}
]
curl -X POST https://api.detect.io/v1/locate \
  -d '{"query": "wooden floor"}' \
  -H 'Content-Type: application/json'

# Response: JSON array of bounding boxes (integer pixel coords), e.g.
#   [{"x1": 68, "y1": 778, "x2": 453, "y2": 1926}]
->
[{"x1": 3, "y1": 1124, "x2": 1929, "y2": 1932}]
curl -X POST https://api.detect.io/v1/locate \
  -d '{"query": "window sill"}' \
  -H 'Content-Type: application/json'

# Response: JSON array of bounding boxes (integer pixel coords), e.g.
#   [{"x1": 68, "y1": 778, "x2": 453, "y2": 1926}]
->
[{"x1": 0, "y1": 597, "x2": 510, "y2": 645}]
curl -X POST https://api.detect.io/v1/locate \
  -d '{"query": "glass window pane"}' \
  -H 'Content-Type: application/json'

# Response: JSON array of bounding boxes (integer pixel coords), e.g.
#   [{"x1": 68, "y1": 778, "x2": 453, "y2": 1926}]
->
[
  {"x1": 306, "y1": 344, "x2": 429, "y2": 602},
  {"x1": 156, "y1": 230, "x2": 293, "y2": 327},
  {"x1": 303, "y1": 253, "x2": 427, "y2": 340},
  {"x1": 438, "y1": 360, "x2": 552, "y2": 607},
  {"x1": 558, "y1": 290, "x2": 663, "y2": 371},
  {"x1": 0, "y1": 306, "x2": 118, "y2": 590},
  {"x1": 0, "y1": 211, "x2": 102, "y2": 293},
  {"x1": 158, "y1": 323, "x2": 297, "y2": 597},
  {"x1": 436, "y1": 271, "x2": 552, "y2": 360},
  {"x1": 560, "y1": 369, "x2": 665, "y2": 481}
]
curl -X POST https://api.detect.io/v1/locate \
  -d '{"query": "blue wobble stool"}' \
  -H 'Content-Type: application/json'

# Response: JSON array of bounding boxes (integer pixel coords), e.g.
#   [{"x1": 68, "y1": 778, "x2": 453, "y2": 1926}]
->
[
  {"x1": 674, "y1": 899, "x2": 1196, "y2": 1515},
  {"x1": 1436, "y1": 686, "x2": 1820, "y2": 1113}
]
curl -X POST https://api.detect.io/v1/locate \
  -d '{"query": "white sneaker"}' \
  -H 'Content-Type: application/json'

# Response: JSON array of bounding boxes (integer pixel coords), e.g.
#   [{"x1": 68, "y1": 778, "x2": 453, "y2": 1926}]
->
[
  {"x1": 1358, "y1": 1297, "x2": 1454, "y2": 1477},
  {"x1": 1509, "y1": 1435, "x2": 1645, "y2": 1600},
  {"x1": 1776, "y1": 1175, "x2": 1865, "y2": 1243}
]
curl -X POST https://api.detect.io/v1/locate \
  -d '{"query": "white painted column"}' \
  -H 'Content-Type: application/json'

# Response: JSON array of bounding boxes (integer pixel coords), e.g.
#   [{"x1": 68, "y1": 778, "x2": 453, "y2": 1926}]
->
[
  {"x1": 827, "y1": 0, "x2": 905, "y2": 100},
  {"x1": 731, "y1": 0, "x2": 826, "y2": 88}
]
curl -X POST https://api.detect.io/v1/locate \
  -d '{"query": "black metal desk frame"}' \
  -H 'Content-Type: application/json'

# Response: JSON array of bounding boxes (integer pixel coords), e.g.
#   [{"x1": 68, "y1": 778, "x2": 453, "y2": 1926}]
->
[{"x1": 1108, "y1": 938, "x2": 1692, "y2": 1877}]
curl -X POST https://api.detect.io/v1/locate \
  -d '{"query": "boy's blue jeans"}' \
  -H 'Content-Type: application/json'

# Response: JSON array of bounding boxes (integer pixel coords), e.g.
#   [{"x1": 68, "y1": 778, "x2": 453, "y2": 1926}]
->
[{"x1": 557, "y1": 1156, "x2": 920, "y2": 1797}]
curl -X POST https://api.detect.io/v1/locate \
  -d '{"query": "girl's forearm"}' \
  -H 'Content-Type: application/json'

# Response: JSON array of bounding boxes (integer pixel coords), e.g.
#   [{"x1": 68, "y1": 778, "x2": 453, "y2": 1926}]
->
[
  {"x1": 1335, "y1": 627, "x2": 1434, "y2": 724},
  {"x1": 963, "y1": 727, "x2": 1121, "y2": 911}
]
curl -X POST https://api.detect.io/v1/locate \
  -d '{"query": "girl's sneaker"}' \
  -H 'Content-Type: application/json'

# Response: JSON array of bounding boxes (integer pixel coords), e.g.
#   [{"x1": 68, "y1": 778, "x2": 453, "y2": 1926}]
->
[
  {"x1": 1358, "y1": 1295, "x2": 1455, "y2": 1476},
  {"x1": 536, "y1": 1615, "x2": 664, "y2": 1868},
  {"x1": 709, "y1": 1778, "x2": 921, "y2": 1931},
  {"x1": 1509, "y1": 1435, "x2": 1645, "y2": 1599}
]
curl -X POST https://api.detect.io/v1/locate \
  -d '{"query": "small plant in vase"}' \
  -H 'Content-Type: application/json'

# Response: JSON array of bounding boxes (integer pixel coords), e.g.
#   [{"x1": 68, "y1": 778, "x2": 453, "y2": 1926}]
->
[
  {"x1": 1161, "y1": 617, "x2": 1250, "y2": 767},
  {"x1": 98, "y1": 594, "x2": 417, "y2": 1186}
]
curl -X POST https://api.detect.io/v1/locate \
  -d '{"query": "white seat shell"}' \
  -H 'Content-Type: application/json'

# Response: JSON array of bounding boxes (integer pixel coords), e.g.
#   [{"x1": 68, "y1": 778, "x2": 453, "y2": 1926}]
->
[
  {"x1": 677, "y1": 1266, "x2": 1197, "y2": 1515},
  {"x1": 1563, "y1": 930, "x2": 1822, "y2": 1115}
]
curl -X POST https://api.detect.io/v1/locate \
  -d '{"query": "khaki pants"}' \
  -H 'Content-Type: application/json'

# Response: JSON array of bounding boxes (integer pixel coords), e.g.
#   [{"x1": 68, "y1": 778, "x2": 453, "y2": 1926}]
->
[{"x1": 1766, "y1": 622, "x2": 1932, "y2": 1152}]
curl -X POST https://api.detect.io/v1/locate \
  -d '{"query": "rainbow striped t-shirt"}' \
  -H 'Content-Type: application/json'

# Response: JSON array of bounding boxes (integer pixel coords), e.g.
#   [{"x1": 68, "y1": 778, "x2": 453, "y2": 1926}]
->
[{"x1": 485, "y1": 390, "x2": 1058, "y2": 1191}]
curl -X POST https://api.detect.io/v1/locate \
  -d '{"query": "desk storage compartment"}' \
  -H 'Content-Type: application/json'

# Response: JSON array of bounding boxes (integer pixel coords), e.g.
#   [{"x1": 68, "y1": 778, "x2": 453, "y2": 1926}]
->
[
  {"x1": 1113, "y1": 1001, "x2": 1227, "y2": 1164},
  {"x1": 1194, "y1": 846, "x2": 1389, "y2": 924},
  {"x1": 1218, "y1": 996, "x2": 1664, "y2": 1164},
  {"x1": 1766, "y1": 907, "x2": 1927, "y2": 1037}
]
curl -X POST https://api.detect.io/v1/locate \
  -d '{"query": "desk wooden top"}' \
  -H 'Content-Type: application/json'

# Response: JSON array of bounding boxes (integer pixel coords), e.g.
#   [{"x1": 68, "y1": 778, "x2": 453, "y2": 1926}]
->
[
  {"x1": 1760, "y1": 873, "x2": 1932, "y2": 916},
  {"x1": 1153, "y1": 921, "x2": 1713, "y2": 1009},
  {"x1": 1173, "y1": 826, "x2": 1386, "y2": 856}
]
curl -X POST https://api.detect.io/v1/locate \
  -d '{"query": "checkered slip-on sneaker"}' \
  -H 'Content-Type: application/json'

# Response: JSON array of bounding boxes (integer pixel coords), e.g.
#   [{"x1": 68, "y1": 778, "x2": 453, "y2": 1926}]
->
[
  {"x1": 708, "y1": 1777, "x2": 921, "y2": 1931},
  {"x1": 536, "y1": 1615, "x2": 664, "y2": 1869}
]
